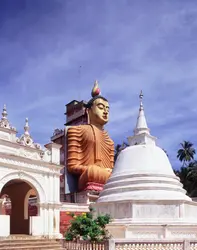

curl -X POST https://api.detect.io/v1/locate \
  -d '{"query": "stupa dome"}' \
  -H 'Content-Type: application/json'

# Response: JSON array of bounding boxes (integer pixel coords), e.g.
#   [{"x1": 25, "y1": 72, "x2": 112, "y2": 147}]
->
[
  {"x1": 113, "y1": 144, "x2": 174, "y2": 176},
  {"x1": 97, "y1": 91, "x2": 191, "y2": 203}
]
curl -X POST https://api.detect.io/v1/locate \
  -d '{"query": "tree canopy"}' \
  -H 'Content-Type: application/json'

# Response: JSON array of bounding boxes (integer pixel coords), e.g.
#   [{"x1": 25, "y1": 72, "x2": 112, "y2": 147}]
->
[
  {"x1": 114, "y1": 141, "x2": 129, "y2": 162},
  {"x1": 176, "y1": 140, "x2": 197, "y2": 197},
  {"x1": 177, "y1": 141, "x2": 196, "y2": 167}
]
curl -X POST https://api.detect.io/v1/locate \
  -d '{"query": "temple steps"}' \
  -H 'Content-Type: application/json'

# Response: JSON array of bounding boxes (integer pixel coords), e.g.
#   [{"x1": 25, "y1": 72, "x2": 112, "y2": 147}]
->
[{"x1": 0, "y1": 238, "x2": 64, "y2": 250}]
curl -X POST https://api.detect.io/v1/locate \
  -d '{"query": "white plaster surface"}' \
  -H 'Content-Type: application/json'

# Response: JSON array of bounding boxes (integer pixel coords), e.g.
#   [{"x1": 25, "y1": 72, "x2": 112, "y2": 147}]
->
[
  {"x1": 98, "y1": 145, "x2": 190, "y2": 202},
  {"x1": 93, "y1": 98, "x2": 197, "y2": 240},
  {"x1": 61, "y1": 203, "x2": 89, "y2": 212},
  {"x1": 0, "y1": 117, "x2": 62, "y2": 238},
  {"x1": 29, "y1": 216, "x2": 43, "y2": 236},
  {"x1": 0, "y1": 215, "x2": 10, "y2": 237}
]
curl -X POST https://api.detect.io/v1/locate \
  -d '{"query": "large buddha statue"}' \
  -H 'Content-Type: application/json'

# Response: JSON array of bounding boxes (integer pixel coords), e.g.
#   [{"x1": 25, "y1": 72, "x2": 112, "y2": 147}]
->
[{"x1": 67, "y1": 81, "x2": 114, "y2": 191}]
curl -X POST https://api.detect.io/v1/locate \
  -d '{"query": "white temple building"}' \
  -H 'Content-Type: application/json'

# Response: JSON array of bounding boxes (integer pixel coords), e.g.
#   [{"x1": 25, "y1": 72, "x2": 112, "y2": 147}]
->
[
  {"x1": 0, "y1": 105, "x2": 62, "y2": 238},
  {"x1": 94, "y1": 92, "x2": 197, "y2": 240}
]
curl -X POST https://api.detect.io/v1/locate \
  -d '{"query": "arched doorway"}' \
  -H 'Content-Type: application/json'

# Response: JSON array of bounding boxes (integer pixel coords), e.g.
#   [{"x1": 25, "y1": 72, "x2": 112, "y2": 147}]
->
[{"x1": 0, "y1": 179, "x2": 39, "y2": 235}]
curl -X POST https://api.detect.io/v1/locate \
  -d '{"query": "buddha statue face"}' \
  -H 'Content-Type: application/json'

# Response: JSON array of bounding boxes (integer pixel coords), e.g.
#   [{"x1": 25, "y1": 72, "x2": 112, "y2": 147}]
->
[{"x1": 88, "y1": 98, "x2": 109, "y2": 127}]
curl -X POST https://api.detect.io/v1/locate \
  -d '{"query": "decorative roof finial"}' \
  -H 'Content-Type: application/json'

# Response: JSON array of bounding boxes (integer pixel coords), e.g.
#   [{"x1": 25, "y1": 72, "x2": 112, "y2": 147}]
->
[
  {"x1": 16, "y1": 117, "x2": 41, "y2": 149},
  {"x1": 91, "y1": 80, "x2": 101, "y2": 97},
  {"x1": 0, "y1": 104, "x2": 16, "y2": 131},
  {"x1": 24, "y1": 118, "x2": 30, "y2": 136},
  {"x1": 139, "y1": 90, "x2": 144, "y2": 110},
  {"x1": 2, "y1": 104, "x2": 8, "y2": 120},
  {"x1": 139, "y1": 90, "x2": 143, "y2": 99}
]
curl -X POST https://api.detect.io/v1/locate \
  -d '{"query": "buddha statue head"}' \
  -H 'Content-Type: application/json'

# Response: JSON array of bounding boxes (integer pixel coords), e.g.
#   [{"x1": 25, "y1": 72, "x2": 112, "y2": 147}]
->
[{"x1": 84, "y1": 81, "x2": 109, "y2": 128}]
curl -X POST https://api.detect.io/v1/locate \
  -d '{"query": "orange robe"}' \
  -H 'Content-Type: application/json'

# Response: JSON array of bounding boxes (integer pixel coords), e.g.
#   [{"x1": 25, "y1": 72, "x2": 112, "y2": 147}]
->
[{"x1": 67, "y1": 125, "x2": 114, "y2": 191}]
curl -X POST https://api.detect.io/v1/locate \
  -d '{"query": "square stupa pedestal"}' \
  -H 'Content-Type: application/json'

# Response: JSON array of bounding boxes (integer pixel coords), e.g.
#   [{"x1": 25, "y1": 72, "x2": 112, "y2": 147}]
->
[{"x1": 93, "y1": 199, "x2": 197, "y2": 240}]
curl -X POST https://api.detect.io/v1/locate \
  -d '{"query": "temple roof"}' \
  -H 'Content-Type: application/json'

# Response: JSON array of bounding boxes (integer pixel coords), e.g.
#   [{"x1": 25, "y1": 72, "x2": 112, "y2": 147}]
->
[
  {"x1": 0, "y1": 104, "x2": 61, "y2": 164},
  {"x1": 0, "y1": 105, "x2": 41, "y2": 150}
]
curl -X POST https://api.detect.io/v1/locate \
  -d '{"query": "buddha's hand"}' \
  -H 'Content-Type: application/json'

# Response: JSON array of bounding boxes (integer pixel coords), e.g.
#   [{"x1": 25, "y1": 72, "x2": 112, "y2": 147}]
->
[
  {"x1": 80, "y1": 165, "x2": 89, "y2": 172},
  {"x1": 95, "y1": 160, "x2": 102, "y2": 167},
  {"x1": 106, "y1": 168, "x2": 112, "y2": 173},
  {"x1": 81, "y1": 165, "x2": 111, "y2": 183},
  {"x1": 69, "y1": 165, "x2": 89, "y2": 175},
  {"x1": 79, "y1": 164, "x2": 99, "y2": 174}
]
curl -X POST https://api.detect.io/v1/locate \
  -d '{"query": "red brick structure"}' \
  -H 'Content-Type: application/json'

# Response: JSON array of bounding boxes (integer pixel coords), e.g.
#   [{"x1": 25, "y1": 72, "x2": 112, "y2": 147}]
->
[{"x1": 60, "y1": 211, "x2": 84, "y2": 235}]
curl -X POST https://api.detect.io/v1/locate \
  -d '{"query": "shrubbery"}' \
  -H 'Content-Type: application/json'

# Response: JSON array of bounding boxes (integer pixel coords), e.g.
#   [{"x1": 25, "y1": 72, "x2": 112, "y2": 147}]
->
[{"x1": 65, "y1": 208, "x2": 111, "y2": 242}]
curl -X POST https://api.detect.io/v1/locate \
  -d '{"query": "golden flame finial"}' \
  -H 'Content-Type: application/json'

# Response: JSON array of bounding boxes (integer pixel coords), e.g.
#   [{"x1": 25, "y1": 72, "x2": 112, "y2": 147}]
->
[{"x1": 91, "y1": 80, "x2": 100, "y2": 97}]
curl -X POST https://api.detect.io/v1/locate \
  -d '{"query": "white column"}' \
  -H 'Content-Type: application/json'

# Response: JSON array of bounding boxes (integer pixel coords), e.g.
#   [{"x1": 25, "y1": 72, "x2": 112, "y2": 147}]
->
[
  {"x1": 44, "y1": 206, "x2": 49, "y2": 236},
  {"x1": 38, "y1": 204, "x2": 49, "y2": 237},
  {"x1": 55, "y1": 175, "x2": 60, "y2": 203},
  {"x1": 54, "y1": 208, "x2": 59, "y2": 234},
  {"x1": 49, "y1": 175, "x2": 54, "y2": 202},
  {"x1": 53, "y1": 174, "x2": 56, "y2": 202},
  {"x1": 44, "y1": 174, "x2": 49, "y2": 202},
  {"x1": 36, "y1": 204, "x2": 48, "y2": 236},
  {"x1": 52, "y1": 206, "x2": 62, "y2": 238},
  {"x1": 40, "y1": 206, "x2": 46, "y2": 235},
  {"x1": 48, "y1": 207, "x2": 54, "y2": 236}
]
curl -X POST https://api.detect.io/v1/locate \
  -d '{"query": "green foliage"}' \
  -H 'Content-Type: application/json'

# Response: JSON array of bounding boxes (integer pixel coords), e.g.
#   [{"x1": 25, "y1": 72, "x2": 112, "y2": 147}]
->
[
  {"x1": 177, "y1": 141, "x2": 196, "y2": 167},
  {"x1": 176, "y1": 140, "x2": 197, "y2": 197},
  {"x1": 114, "y1": 142, "x2": 129, "y2": 162},
  {"x1": 174, "y1": 166, "x2": 192, "y2": 195},
  {"x1": 65, "y1": 207, "x2": 111, "y2": 242}
]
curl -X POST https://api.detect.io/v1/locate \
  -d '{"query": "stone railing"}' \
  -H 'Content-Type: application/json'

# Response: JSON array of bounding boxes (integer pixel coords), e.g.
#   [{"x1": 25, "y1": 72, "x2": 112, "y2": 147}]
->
[
  {"x1": 115, "y1": 242, "x2": 183, "y2": 250},
  {"x1": 190, "y1": 242, "x2": 197, "y2": 250},
  {"x1": 63, "y1": 240, "x2": 109, "y2": 250},
  {"x1": 62, "y1": 239, "x2": 197, "y2": 250},
  {"x1": 110, "y1": 239, "x2": 196, "y2": 250}
]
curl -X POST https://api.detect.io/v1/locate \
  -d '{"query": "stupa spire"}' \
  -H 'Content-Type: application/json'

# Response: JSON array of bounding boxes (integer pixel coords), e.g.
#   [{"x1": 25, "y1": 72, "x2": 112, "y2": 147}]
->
[
  {"x1": 128, "y1": 91, "x2": 156, "y2": 146},
  {"x1": 134, "y1": 90, "x2": 150, "y2": 135}
]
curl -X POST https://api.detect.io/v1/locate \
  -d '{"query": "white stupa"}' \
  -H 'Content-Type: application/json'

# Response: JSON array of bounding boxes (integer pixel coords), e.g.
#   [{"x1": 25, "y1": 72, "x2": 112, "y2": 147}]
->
[{"x1": 93, "y1": 91, "x2": 197, "y2": 239}]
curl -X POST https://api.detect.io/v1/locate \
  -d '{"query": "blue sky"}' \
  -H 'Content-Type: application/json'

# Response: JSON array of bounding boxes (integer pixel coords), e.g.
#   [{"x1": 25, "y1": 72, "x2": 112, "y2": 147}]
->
[{"x1": 1, "y1": 0, "x2": 197, "y2": 169}]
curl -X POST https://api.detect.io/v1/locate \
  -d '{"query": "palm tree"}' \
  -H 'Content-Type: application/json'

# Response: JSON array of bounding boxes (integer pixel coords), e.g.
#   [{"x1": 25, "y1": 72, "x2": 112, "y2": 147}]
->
[{"x1": 177, "y1": 141, "x2": 196, "y2": 167}]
